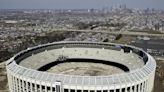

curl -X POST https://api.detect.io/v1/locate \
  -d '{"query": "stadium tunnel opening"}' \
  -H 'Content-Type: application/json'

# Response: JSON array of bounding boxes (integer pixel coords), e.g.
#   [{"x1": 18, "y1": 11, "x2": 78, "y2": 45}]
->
[{"x1": 38, "y1": 58, "x2": 130, "y2": 72}]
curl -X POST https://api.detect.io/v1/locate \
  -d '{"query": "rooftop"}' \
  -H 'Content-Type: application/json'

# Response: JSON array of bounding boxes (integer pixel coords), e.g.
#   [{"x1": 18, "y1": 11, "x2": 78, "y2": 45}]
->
[{"x1": 19, "y1": 47, "x2": 144, "y2": 75}]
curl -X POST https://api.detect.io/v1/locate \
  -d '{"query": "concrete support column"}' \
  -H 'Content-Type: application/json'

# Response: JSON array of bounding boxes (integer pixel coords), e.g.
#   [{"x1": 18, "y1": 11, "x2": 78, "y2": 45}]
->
[
  {"x1": 143, "y1": 82, "x2": 145, "y2": 92},
  {"x1": 35, "y1": 83, "x2": 37, "y2": 92},
  {"x1": 40, "y1": 83, "x2": 42, "y2": 92},
  {"x1": 134, "y1": 85, "x2": 137, "y2": 92},
  {"x1": 26, "y1": 81, "x2": 29, "y2": 92},
  {"x1": 11, "y1": 76, "x2": 13, "y2": 92},
  {"x1": 22, "y1": 81, "x2": 25, "y2": 92},
  {"x1": 62, "y1": 87, "x2": 65, "y2": 92},
  {"x1": 113, "y1": 84, "x2": 116, "y2": 92},
  {"x1": 120, "y1": 88, "x2": 122, "y2": 92},
  {"x1": 30, "y1": 82, "x2": 33, "y2": 92},
  {"x1": 7, "y1": 73, "x2": 12, "y2": 92},
  {"x1": 144, "y1": 80, "x2": 148, "y2": 92},
  {"x1": 15, "y1": 77, "x2": 18, "y2": 92},
  {"x1": 141, "y1": 82, "x2": 144, "y2": 92},
  {"x1": 125, "y1": 87, "x2": 127, "y2": 92},
  {"x1": 45, "y1": 84, "x2": 48, "y2": 92},
  {"x1": 138, "y1": 84, "x2": 141, "y2": 92},
  {"x1": 50, "y1": 83, "x2": 53, "y2": 92},
  {"x1": 13, "y1": 77, "x2": 16, "y2": 92},
  {"x1": 130, "y1": 86, "x2": 132, "y2": 92},
  {"x1": 68, "y1": 88, "x2": 70, "y2": 92},
  {"x1": 18, "y1": 78, "x2": 21, "y2": 92}
]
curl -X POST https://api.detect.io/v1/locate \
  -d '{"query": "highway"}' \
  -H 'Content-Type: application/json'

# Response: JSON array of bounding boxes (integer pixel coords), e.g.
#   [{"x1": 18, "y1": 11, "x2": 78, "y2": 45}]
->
[{"x1": 50, "y1": 29, "x2": 164, "y2": 37}]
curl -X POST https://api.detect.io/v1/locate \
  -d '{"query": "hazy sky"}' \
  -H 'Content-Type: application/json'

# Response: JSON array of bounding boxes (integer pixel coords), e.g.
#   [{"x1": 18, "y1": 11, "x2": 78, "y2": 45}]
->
[{"x1": 0, "y1": 0, "x2": 164, "y2": 9}]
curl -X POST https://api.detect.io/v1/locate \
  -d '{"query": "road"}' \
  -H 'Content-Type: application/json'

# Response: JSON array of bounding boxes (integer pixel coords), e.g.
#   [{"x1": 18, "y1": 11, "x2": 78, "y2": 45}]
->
[{"x1": 50, "y1": 29, "x2": 164, "y2": 37}]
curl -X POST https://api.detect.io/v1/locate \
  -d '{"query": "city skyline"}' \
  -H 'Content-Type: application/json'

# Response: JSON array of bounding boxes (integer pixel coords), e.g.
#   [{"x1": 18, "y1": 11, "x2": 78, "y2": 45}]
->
[{"x1": 0, "y1": 0, "x2": 164, "y2": 10}]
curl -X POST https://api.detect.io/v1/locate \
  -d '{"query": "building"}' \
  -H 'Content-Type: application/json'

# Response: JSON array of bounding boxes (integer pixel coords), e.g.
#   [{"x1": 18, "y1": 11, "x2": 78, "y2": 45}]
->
[{"x1": 6, "y1": 41, "x2": 156, "y2": 92}]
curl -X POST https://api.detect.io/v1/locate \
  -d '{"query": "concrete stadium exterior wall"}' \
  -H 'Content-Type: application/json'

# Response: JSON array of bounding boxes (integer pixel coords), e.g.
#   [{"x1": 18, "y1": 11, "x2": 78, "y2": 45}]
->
[{"x1": 6, "y1": 41, "x2": 156, "y2": 92}]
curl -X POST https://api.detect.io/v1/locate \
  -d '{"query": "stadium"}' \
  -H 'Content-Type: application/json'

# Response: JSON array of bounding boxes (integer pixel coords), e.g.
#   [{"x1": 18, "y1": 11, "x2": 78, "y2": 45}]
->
[{"x1": 6, "y1": 41, "x2": 156, "y2": 92}]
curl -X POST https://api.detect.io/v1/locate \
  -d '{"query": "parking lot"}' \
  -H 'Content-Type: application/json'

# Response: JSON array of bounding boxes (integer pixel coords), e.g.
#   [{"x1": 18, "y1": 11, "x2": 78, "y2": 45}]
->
[{"x1": 130, "y1": 39, "x2": 164, "y2": 57}]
